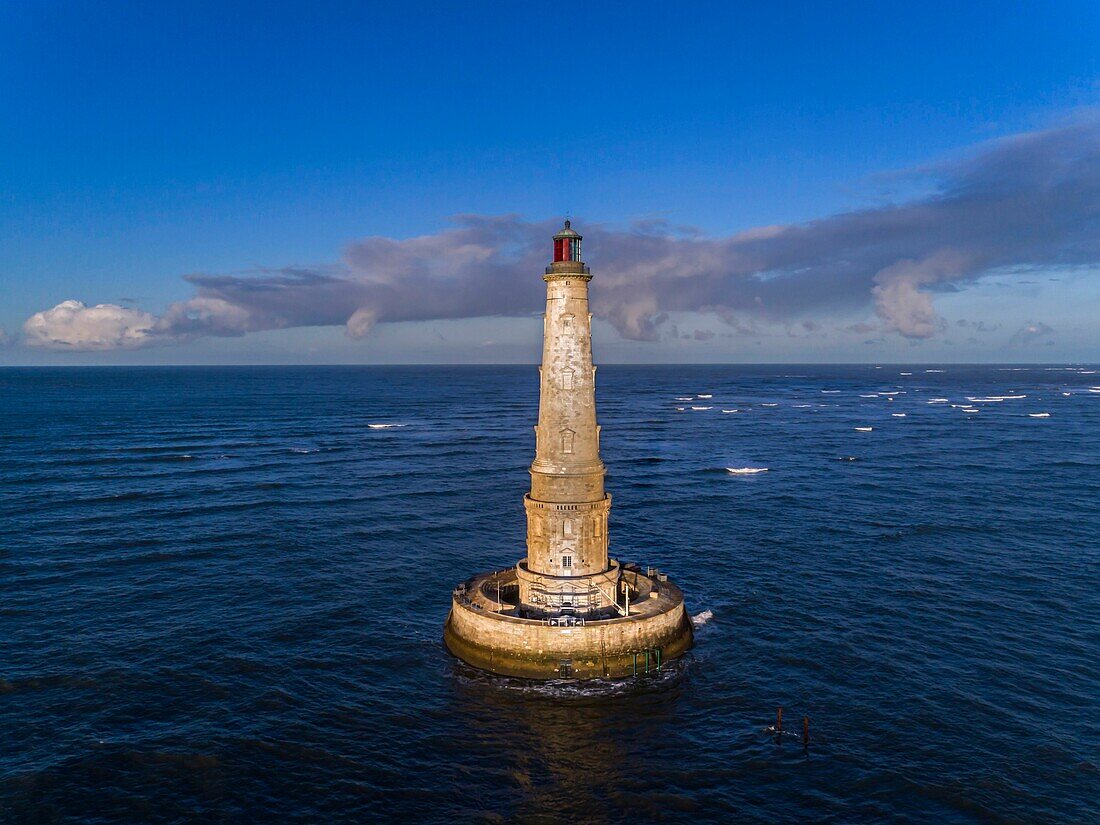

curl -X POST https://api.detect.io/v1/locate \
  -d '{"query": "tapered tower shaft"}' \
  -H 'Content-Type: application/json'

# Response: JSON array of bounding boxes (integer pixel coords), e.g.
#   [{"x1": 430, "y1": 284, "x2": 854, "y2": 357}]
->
[{"x1": 523, "y1": 221, "x2": 612, "y2": 585}]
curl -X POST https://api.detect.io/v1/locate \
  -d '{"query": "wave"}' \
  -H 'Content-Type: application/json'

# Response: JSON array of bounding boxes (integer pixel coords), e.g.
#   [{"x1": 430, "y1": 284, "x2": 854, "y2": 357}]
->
[
  {"x1": 690, "y1": 406, "x2": 712, "y2": 410},
  {"x1": 761, "y1": 403, "x2": 779, "y2": 407},
  {"x1": 367, "y1": 423, "x2": 407, "y2": 429},
  {"x1": 892, "y1": 413, "x2": 906, "y2": 417},
  {"x1": 854, "y1": 427, "x2": 873, "y2": 432},
  {"x1": 721, "y1": 409, "x2": 738, "y2": 413},
  {"x1": 674, "y1": 396, "x2": 694, "y2": 401},
  {"x1": 1028, "y1": 413, "x2": 1051, "y2": 418},
  {"x1": 821, "y1": 390, "x2": 841, "y2": 393},
  {"x1": 691, "y1": 609, "x2": 713, "y2": 627},
  {"x1": 696, "y1": 394, "x2": 713, "y2": 399},
  {"x1": 726, "y1": 467, "x2": 768, "y2": 474},
  {"x1": 289, "y1": 447, "x2": 319, "y2": 454}
]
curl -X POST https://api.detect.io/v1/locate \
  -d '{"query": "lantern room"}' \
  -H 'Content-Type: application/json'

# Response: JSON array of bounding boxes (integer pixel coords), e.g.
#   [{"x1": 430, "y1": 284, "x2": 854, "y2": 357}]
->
[{"x1": 553, "y1": 220, "x2": 582, "y2": 263}]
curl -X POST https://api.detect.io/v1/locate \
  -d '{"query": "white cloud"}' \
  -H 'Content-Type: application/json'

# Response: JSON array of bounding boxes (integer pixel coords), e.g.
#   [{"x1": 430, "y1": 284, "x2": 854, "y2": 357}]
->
[{"x1": 22, "y1": 301, "x2": 159, "y2": 350}]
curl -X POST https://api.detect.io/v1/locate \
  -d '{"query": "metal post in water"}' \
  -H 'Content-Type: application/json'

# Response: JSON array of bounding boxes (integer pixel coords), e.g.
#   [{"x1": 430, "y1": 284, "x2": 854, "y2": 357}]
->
[
  {"x1": 803, "y1": 716, "x2": 810, "y2": 750},
  {"x1": 776, "y1": 707, "x2": 783, "y2": 736}
]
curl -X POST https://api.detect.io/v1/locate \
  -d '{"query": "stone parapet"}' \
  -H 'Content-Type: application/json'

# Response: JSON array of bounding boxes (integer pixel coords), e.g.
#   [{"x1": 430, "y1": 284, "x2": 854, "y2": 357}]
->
[{"x1": 445, "y1": 569, "x2": 693, "y2": 679}]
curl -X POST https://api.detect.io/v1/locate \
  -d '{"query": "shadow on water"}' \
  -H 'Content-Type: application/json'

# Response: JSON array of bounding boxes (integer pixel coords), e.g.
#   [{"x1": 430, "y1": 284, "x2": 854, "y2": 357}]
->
[{"x1": 444, "y1": 655, "x2": 696, "y2": 823}]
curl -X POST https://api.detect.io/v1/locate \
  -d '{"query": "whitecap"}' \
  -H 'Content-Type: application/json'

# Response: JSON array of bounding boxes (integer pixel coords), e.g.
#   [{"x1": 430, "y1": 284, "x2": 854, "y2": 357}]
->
[
  {"x1": 892, "y1": 413, "x2": 906, "y2": 417},
  {"x1": 860, "y1": 394, "x2": 879, "y2": 398},
  {"x1": 794, "y1": 404, "x2": 812, "y2": 408},
  {"x1": 691, "y1": 609, "x2": 714, "y2": 627},
  {"x1": 854, "y1": 427, "x2": 873, "y2": 432},
  {"x1": 368, "y1": 423, "x2": 406, "y2": 429},
  {"x1": 929, "y1": 398, "x2": 949, "y2": 403},
  {"x1": 726, "y1": 467, "x2": 768, "y2": 474},
  {"x1": 900, "y1": 372, "x2": 913, "y2": 375},
  {"x1": 696, "y1": 394, "x2": 713, "y2": 399},
  {"x1": 761, "y1": 403, "x2": 779, "y2": 407},
  {"x1": 1028, "y1": 413, "x2": 1051, "y2": 418},
  {"x1": 821, "y1": 390, "x2": 841, "y2": 394},
  {"x1": 676, "y1": 407, "x2": 687, "y2": 411},
  {"x1": 925, "y1": 369, "x2": 945, "y2": 373},
  {"x1": 675, "y1": 397, "x2": 694, "y2": 401},
  {"x1": 721, "y1": 409, "x2": 738, "y2": 413},
  {"x1": 290, "y1": 447, "x2": 319, "y2": 453},
  {"x1": 690, "y1": 406, "x2": 712, "y2": 410}
]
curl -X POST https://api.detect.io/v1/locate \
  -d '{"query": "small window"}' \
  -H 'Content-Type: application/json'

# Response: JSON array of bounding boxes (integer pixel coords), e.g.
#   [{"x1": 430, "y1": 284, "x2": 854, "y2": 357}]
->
[
  {"x1": 562, "y1": 314, "x2": 575, "y2": 332},
  {"x1": 562, "y1": 555, "x2": 572, "y2": 569},
  {"x1": 563, "y1": 519, "x2": 573, "y2": 537},
  {"x1": 561, "y1": 369, "x2": 574, "y2": 390},
  {"x1": 561, "y1": 429, "x2": 575, "y2": 454}
]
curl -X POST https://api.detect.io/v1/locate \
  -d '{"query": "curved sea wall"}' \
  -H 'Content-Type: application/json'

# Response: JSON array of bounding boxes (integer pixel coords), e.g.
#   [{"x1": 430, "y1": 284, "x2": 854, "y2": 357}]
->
[{"x1": 444, "y1": 575, "x2": 693, "y2": 679}]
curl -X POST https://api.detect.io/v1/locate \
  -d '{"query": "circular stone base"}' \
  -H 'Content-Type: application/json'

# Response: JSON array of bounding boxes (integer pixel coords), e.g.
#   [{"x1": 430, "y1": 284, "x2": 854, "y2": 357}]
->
[{"x1": 443, "y1": 568, "x2": 693, "y2": 680}]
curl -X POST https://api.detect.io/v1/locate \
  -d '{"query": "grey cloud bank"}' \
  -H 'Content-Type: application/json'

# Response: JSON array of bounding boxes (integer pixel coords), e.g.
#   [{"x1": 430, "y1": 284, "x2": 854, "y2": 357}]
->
[{"x1": 22, "y1": 116, "x2": 1100, "y2": 351}]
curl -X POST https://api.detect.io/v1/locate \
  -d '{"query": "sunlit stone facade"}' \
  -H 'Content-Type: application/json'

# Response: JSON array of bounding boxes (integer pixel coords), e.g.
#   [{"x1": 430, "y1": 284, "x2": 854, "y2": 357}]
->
[{"x1": 443, "y1": 221, "x2": 693, "y2": 680}]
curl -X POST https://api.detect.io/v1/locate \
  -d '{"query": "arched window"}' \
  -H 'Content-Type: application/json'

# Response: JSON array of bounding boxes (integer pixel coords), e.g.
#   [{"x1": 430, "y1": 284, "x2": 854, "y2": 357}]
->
[{"x1": 560, "y1": 428, "x2": 575, "y2": 454}]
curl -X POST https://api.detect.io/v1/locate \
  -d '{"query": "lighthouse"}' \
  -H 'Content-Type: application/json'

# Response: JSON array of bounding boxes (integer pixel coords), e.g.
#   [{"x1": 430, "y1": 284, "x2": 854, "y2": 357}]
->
[{"x1": 444, "y1": 221, "x2": 693, "y2": 680}]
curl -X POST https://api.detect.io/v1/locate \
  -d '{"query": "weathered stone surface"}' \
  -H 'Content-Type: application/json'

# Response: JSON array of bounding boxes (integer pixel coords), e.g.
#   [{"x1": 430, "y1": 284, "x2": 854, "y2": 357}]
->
[{"x1": 444, "y1": 221, "x2": 693, "y2": 680}]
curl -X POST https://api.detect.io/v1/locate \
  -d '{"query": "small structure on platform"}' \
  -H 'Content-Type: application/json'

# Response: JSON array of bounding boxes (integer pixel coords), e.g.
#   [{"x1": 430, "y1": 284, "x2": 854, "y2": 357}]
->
[{"x1": 444, "y1": 221, "x2": 694, "y2": 680}]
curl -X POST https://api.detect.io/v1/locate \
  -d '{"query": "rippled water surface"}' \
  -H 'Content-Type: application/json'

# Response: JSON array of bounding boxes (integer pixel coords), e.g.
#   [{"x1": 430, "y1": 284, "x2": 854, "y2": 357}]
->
[{"x1": 2, "y1": 365, "x2": 1098, "y2": 823}]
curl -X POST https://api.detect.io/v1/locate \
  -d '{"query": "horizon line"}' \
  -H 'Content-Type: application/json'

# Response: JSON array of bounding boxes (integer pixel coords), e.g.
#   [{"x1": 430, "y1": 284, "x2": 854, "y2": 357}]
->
[{"x1": 2, "y1": 361, "x2": 1097, "y2": 369}]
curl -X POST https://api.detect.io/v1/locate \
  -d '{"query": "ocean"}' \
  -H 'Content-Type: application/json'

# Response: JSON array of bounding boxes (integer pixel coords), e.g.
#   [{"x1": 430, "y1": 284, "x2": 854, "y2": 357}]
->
[{"x1": 1, "y1": 365, "x2": 1097, "y2": 823}]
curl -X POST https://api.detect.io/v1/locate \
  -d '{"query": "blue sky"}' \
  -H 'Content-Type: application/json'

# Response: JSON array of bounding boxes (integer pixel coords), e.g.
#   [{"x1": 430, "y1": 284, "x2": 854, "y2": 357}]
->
[{"x1": 1, "y1": 1, "x2": 1098, "y2": 364}]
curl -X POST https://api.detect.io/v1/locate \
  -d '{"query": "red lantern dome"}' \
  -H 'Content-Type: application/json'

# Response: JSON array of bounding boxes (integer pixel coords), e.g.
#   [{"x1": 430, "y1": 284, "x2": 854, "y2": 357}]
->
[{"x1": 552, "y1": 220, "x2": 582, "y2": 263}]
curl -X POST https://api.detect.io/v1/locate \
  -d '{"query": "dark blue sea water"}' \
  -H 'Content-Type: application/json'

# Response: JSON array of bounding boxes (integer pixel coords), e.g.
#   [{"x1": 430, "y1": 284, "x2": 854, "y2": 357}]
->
[{"x1": 2, "y1": 365, "x2": 1098, "y2": 823}]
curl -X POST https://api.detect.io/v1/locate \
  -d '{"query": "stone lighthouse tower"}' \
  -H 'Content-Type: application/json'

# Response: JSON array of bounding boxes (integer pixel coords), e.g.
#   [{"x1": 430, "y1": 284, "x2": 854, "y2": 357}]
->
[{"x1": 444, "y1": 221, "x2": 693, "y2": 680}]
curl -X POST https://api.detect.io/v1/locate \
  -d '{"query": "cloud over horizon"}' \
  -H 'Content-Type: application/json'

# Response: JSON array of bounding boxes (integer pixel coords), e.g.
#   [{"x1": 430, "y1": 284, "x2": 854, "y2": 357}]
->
[{"x1": 22, "y1": 116, "x2": 1100, "y2": 351}]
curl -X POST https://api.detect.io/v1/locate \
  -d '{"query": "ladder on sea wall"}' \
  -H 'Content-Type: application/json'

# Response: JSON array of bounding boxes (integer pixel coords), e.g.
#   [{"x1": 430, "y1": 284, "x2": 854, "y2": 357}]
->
[{"x1": 631, "y1": 647, "x2": 662, "y2": 676}]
